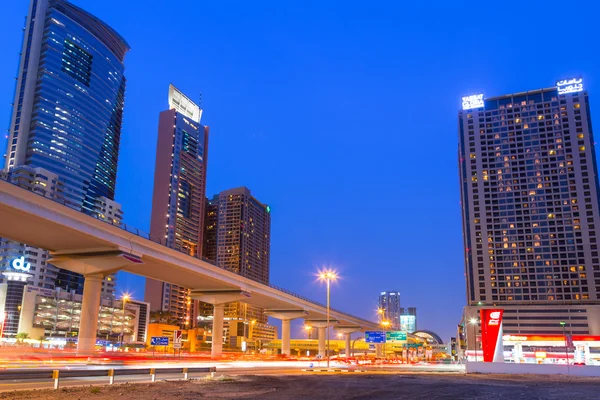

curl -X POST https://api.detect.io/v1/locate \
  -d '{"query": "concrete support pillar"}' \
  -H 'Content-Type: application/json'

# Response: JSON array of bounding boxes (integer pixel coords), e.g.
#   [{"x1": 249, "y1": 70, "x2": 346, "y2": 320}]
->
[
  {"x1": 318, "y1": 327, "x2": 326, "y2": 357},
  {"x1": 345, "y1": 333, "x2": 351, "y2": 358},
  {"x1": 77, "y1": 273, "x2": 104, "y2": 355},
  {"x1": 376, "y1": 344, "x2": 382, "y2": 358},
  {"x1": 211, "y1": 304, "x2": 224, "y2": 358},
  {"x1": 513, "y1": 343, "x2": 523, "y2": 363},
  {"x1": 281, "y1": 319, "x2": 291, "y2": 355}
]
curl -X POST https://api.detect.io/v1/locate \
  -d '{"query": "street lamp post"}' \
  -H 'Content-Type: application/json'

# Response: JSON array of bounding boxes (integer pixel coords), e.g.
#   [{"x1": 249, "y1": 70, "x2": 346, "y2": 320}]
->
[
  {"x1": 560, "y1": 321, "x2": 570, "y2": 373},
  {"x1": 121, "y1": 294, "x2": 130, "y2": 349},
  {"x1": 469, "y1": 317, "x2": 478, "y2": 362},
  {"x1": 318, "y1": 270, "x2": 337, "y2": 368},
  {"x1": 381, "y1": 320, "x2": 390, "y2": 358},
  {"x1": 304, "y1": 325, "x2": 312, "y2": 340},
  {"x1": 352, "y1": 336, "x2": 364, "y2": 358}
]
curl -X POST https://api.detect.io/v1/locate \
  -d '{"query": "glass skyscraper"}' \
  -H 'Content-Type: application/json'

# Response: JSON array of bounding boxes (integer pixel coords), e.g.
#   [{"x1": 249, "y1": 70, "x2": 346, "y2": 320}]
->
[
  {"x1": 378, "y1": 291, "x2": 401, "y2": 330},
  {"x1": 5, "y1": 0, "x2": 129, "y2": 213},
  {"x1": 2, "y1": 0, "x2": 129, "y2": 295}
]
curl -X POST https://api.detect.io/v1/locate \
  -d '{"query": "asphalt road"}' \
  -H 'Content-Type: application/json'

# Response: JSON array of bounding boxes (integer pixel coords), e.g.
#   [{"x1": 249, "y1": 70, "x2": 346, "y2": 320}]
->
[
  {"x1": 0, "y1": 364, "x2": 463, "y2": 392},
  {"x1": 4, "y1": 372, "x2": 600, "y2": 400}
]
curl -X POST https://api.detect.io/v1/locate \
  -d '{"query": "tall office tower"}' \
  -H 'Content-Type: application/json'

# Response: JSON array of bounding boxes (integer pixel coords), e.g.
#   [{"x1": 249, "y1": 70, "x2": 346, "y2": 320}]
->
[
  {"x1": 3, "y1": 0, "x2": 130, "y2": 297},
  {"x1": 145, "y1": 85, "x2": 210, "y2": 327},
  {"x1": 202, "y1": 187, "x2": 271, "y2": 325},
  {"x1": 378, "y1": 291, "x2": 401, "y2": 330},
  {"x1": 459, "y1": 78, "x2": 600, "y2": 338}
]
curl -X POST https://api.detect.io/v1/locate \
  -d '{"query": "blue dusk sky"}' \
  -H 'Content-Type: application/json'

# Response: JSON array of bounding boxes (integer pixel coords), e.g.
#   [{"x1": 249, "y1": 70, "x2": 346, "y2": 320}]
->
[{"x1": 1, "y1": 0, "x2": 599, "y2": 341}]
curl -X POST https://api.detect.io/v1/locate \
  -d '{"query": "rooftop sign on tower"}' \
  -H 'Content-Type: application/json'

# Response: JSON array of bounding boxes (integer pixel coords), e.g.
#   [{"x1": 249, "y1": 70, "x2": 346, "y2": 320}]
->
[{"x1": 168, "y1": 84, "x2": 202, "y2": 123}]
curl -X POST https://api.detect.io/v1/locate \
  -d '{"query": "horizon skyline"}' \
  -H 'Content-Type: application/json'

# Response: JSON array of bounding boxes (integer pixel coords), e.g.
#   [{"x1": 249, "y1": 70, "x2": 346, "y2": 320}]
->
[{"x1": 2, "y1": 0, "x2": 599, "y2": 342}]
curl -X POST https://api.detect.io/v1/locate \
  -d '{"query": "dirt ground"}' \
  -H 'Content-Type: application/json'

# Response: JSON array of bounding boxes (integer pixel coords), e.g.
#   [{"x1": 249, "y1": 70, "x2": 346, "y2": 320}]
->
[{"x1": 2, "y1": 372, "x2": 600, "y2": 400}]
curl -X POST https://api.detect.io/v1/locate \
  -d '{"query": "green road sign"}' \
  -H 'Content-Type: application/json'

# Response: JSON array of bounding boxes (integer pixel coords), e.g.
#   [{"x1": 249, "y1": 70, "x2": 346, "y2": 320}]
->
[{"x1": 385, "y1": 331, "x2": 407, "y2": 343}]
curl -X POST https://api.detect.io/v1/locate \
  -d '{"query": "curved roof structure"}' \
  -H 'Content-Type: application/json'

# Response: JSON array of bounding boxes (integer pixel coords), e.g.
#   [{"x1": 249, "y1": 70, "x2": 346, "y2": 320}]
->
[
  {"x1": 53, "y1": 0, "x2": 130, "y2": 61},
  {"x1": 412, "y1": 330, "x2": 444, "y2": 344}
]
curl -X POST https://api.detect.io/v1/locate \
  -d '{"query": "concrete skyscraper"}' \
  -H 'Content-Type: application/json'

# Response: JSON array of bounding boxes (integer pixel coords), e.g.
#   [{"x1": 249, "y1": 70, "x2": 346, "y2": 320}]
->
[
  {"x1": 203, "y1": 187, "x2": 271, "y2": 285},
  {"x1": 1, "y1": 0, "x2": 129, "y2": 297},
  {"x1": 378, "y1": 291, "x2": 401, "y2": 330},
  {"x1": 145, "y1": 85, "x2": 210, "y2": 327},
  {"x1": 459, "y1": 78, "x2": 600, "y2": 340},
  {"x1": 202, "y1": 187, "x2": 273, "y2": 343}
]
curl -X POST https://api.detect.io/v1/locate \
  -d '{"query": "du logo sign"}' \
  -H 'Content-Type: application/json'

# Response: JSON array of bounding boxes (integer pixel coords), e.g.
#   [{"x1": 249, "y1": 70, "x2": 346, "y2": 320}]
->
[{"x1": 11, "y1": 256, "x2": 31, "y2": 272}]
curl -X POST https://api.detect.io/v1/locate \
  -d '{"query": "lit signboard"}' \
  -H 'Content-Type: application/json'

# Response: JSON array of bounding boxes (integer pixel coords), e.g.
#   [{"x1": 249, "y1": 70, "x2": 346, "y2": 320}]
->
[
  {"x1": 462, "y1": 94, "x2": 484, "y2": 110},
  {"x1": 480, "y1": 309, "x2": 504, "y2": 362},
  {"x1": 150, "y1": 336, "x2": 169, "y2": 346},
  {"x1": 385, "y1": 331, "x2": 407, "y2": 343},
  {"x1": 11, "y1": 256, "x2": 30, "y2": 272},
  {"x1": 364, "y1": 331, "x2": 386, "y2": 343},
  {"x1": 400, "y1": 315, "x2": 416, "y2": 333},
  {"x1": 557, "y1": 78, "x2": 583, "y2": 95}
]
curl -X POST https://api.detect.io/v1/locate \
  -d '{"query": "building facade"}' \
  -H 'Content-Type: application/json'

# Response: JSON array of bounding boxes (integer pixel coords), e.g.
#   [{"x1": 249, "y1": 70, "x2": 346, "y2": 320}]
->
[
  {"x1": 0, "y1": 166, "x2": 120, "y2": 301},
  {"x1": 145, "y1": 85, "x2": 210, "y2": 327},
  {"x1": 0, "y1": 283, "x2": 149, "y2": 343},
  {"x1": 2, "y1": 0, "x2": 130, "y2": 297},
  {"x1": 202, "y1": 187, "x2": 272, "y2": 329},
  {"x1": 400, "y1": 307, "x2": 417, "y2": 333},
  {"x1": 458, "y1": 78, "x2": 600, "y2": 340},
  {"x1": 205, "y1": 187, "x2": 271, "y2": 284},
  {"x1": 378, "y1": 291, "x2": 401, "y2": 330},
  {"x1": 0, "y1": 166, "x2": 66, "y2": 291}
]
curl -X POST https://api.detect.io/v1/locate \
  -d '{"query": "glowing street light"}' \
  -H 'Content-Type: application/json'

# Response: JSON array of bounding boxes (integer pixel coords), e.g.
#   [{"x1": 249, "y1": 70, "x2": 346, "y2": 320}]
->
[
  {"x1": 318, "y1": 269, "x2": 337, "y2": 368},
  {"x1": 121, "y1": 293, "x2": 131, "y2": 348},
  {"x1": 380, "y1": 320, "x2": 391, "y2": 357},
  {"x1": 377, "y1": 308, "x2": 385, "y2": 324},
  {"x1": 304, "y1": 325, "x2": 312, "y2": 339},
  {"x1": 469, "y1": 317, "x2": 478, "y2": 362}
]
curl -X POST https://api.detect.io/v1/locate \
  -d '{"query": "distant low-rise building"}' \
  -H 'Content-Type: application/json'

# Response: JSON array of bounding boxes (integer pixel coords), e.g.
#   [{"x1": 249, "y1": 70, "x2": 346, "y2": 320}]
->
[{"x1": 0, "y1": 284, "x2": 149, "y2": 344}]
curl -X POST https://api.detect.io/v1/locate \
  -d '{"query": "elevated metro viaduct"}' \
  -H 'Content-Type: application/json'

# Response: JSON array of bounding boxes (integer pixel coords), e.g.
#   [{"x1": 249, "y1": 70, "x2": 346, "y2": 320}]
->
[{"x1": 0, "y1": 179, "x2": 377, "y2": 356}]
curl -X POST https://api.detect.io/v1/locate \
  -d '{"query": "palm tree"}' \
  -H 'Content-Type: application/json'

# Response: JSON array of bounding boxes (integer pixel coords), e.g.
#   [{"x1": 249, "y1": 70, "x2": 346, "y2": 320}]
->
[
  {"x1": 150, "y1": 310, "x2": 178, "y2": 325},
  {"x1": 38, "y1": 335, "x2": 46, "y2": 348},
  {"x1": 15, "y1": 332, "x2": 29, "y2": 344}
]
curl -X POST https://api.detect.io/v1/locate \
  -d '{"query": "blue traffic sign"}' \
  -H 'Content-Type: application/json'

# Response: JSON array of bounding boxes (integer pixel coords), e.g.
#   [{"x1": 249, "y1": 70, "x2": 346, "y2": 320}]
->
[
  {"x1": 365, "y1": 331, "x2": 386, "y2": 343},
  {"x1": 150, "y1": 336, "x2": 169, "y2": 346}
]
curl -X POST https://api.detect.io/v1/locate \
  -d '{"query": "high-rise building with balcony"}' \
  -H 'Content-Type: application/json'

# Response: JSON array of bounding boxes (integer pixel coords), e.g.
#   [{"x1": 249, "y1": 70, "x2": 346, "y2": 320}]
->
[
  {"x1": 459, "y1": 78, "x2": 600, "y2": 340},
  {"x1": 378, "y1": 291, "x2": 401, "y2": 330},
  {"x1": 202, "y1": 187, "x2": 271, "y2": 328},
  {"x1": 0, "y1": 166, "x2": 65, "y2": 289},
  {"x1": 145, "y1": 85, "x2": 209, "y2": 327},
  {"x1": 0, "y1": 165, "x2": 120, "y2": 296},
  {"x1": 2, "y1": 0, "x2": 130, "y2": 297}
]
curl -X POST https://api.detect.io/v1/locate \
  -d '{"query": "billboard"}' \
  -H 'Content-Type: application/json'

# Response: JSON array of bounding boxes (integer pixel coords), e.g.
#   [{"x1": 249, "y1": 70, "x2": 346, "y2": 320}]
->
[
  {"x1": 480, "y1": 309, "x2": 504, "y2": 363},
  {"x1": 400, "y1": 315, "x2": 416, "y2": 333}
]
